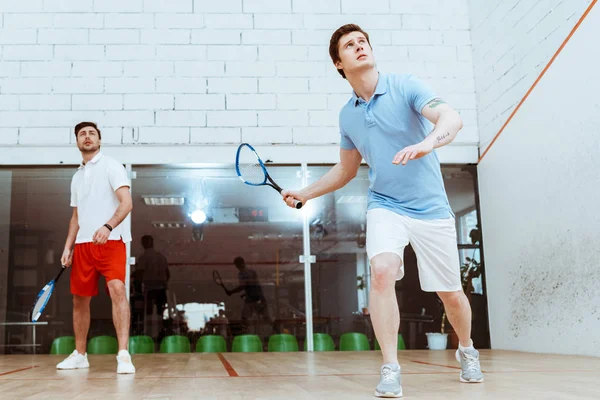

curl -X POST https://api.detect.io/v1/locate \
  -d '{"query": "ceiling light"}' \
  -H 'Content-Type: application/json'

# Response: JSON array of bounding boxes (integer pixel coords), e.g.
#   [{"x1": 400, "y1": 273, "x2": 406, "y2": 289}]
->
[{"x1": 191, "y1": 210, "x2": 207, "y2": 224}]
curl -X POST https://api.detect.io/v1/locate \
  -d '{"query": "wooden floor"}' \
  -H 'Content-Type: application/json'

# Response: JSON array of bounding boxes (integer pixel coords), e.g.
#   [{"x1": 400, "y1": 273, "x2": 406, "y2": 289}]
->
[{"x1": 0, "y1": 350, "x2": 599, "y2": 399}]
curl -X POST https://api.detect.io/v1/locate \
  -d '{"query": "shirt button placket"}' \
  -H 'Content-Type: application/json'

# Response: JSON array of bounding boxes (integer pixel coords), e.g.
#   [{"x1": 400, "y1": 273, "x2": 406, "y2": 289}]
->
[
  {"x1": 365, "y1": 104, "x2": 375, "y2": 127},
  {"x1": 84, "y1": 165, "x2": 92, "y2": 197}
]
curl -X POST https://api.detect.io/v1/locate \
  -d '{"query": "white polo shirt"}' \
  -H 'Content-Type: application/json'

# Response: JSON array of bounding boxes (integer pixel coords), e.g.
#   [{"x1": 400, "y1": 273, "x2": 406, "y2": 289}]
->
[{"x1": 70, "y1": 152, "x2": 132, "y2": 244}]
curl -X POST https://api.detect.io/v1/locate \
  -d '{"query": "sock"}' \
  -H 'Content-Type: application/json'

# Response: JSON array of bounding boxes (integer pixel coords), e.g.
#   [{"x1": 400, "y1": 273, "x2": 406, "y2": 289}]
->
[
  {"x1": 459, "y1": 340, "x2": 474, "y2": 352},
  {"x1": 118, "y1": 349, "x2": 130, "y2": 357}
]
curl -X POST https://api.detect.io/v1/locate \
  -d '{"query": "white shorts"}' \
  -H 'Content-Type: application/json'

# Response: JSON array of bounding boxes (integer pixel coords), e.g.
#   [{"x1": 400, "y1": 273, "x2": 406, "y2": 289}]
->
[{"x1": 366, "y1": 208, "x2": 462, "y2": 292}]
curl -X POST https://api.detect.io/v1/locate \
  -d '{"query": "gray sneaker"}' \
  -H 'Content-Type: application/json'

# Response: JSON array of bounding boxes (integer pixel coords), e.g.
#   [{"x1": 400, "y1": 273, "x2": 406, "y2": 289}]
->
[
  {"x1": 374, "y1": 363, "x2": 403, "y2": 398},
  {"x1": 455, "y1": 347, "x2": 484, "y2": 383}
]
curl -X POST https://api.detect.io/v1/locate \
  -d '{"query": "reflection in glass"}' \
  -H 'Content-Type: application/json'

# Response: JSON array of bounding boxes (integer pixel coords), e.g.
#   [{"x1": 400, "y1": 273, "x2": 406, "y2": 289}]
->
[
  {"x1": 0, "y1": 168, "x2": 118, "y2": 354},
  {"x1": 307, "y1": 165, "x2": 489, "y2": 350},
  {"x1": 0, "y1": 164, "x2": 489, "y2": 353},
  {"x1": 130, "y1": 166, "x2": 304, "y2": 350}
]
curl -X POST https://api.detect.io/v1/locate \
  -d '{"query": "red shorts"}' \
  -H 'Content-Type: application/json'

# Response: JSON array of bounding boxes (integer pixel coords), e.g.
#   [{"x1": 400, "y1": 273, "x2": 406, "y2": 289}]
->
[{"x1": 71, "y1": 240, "x2": 126, "y2": 297}]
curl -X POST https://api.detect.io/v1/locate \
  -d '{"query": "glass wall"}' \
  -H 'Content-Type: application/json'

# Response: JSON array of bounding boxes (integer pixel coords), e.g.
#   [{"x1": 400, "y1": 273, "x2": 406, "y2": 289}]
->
[
  {"x1": 308, "y1": 164, "x2": 489, "y2": 350},
  {"x1": 0, "y1": 164, "x2": 488, "y2": 353},
  {"x1": 0, "y1": 168, "x2": 119, "y2": 354},
  {"x1": 129, "y1": 165, "x2": 305, "y2": 351}
]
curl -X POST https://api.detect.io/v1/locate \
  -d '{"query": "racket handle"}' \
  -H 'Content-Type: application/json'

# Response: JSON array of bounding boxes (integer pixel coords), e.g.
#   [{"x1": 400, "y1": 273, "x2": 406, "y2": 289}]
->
[
  {"x1": 293, "y1": 199, "x2": 303, "y2": 209},
  {"x1": 55, "y1": 265, "x2": 67, "y2": 281}
]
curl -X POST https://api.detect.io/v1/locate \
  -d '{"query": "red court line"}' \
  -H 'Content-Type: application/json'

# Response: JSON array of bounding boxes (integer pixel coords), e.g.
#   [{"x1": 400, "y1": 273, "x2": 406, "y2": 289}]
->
[
  {"x1": 478, "y1": 0, "x2": 598, "y2": 163},
  {"x1": 0, "y1": 366, "x2": 39, "y2": 377},
  {"x1": 410, "y1": 360, "x2": 461, "y2": 370},
  {"x1": 217, "y1": 353, "x2": 239, "y2": 377}
]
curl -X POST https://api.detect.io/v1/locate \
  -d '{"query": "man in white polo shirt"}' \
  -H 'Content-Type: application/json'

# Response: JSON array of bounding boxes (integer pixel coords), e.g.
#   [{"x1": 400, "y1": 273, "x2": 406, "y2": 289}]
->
[{"x1": 56, "y1": 122, "x2": 135, "y2": 374}]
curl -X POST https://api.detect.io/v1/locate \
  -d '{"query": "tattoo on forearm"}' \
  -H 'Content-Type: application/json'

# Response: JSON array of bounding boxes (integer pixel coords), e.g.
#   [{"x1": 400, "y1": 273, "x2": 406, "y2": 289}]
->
[
  {"x1": 428, "y1": 98, "x2": 446, "y2": 108},
  {"x1": 436, "y1": 132, "x2": 450, "y2": 143}
]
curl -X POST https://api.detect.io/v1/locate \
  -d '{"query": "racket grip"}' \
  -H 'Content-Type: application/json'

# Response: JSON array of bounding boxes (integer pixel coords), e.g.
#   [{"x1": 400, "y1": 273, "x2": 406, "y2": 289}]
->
[
  {"x1": 56, "y1": 265, "x2": 67, "y2": 281},
  {"x1": 293, "y1": 199, "x2": 303, "y2": 209}
]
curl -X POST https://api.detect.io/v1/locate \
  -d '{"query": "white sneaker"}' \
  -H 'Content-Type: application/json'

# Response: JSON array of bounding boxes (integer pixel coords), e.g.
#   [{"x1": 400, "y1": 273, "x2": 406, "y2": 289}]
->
[
  {"x1": 56, "y1": 350, "x2": 90, "y2": 370},
  {"x1": 116, "y1": 350, "x2": 136, "y2": 374}
]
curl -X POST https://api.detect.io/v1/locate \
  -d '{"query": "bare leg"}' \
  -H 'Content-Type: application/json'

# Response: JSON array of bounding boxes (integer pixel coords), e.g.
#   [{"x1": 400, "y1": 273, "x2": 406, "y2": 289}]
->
[
  {"x1": 369, "y1": 253, "x2": 402, "y2": 365},
  {"x1": 73, "y1": 295, "x2": 92, "y2": 354},
  {"x1": 107, "y1": 280, "x2": 130, "y2": 351},
  {"x1": 437, "y1": 291, "x2": 472, "y2": 347}
]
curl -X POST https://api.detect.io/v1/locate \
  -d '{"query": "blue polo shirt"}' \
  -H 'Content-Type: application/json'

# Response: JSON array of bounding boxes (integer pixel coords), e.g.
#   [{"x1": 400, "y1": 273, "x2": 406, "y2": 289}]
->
[{"x1": 339, "y1": 72, "x2": 453, "y2": 220}]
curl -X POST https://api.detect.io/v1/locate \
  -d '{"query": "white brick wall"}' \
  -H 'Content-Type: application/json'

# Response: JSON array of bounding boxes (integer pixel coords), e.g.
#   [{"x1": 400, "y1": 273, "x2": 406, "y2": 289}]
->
[
  {"x1": 132, "y1": 127, "x2": 190, "y2": 144},
  {"x1": 157, "y1": 77, "x2": 207, "y2": 93},
  {"x1": 207, "y1": 111, "x2": 256, "y2": 127},
  {"x1": 4, "y1": 14, "x2": 53, "y2": 28},
  {"x1": 0, "y1": 0, "x2": 479, "y2": 155},
  {"x1": 20, "y1": 128, "x2": 71, "y2": 144},
  {"x1": 227, "y1": 94, "x2": 275, "y2": 110},
  {"x1": 73, "y1": 94, "x2": 122, "y2": 110},
  {"x1": 242, "y1": 127, "x2": 292, "y2": 144},
  {"x1": 468, "y1": 0, "x2": 591, "y2": 150},
  {"x1": 91, "y1": 29, "x2": 140, "y2": 44},
  {"x1": 21, "y1": 62, "x2": 72, "y2": 77},
  {"x1": 191, "y1": 127, "x2": 241, "y2": 143},
  {"x1": 21, "y1": 94, "x2": 72, "y2": 110},
  {"x1": 175, "y1": 94, "x2": 224, "y2": 110},
  {"x1": 73, "y1": 61, "x2": 123, "y2": 77},
  {"x1": 209, "y1": 46, "x2": 256, "y2": 61},
  {"x1": 209, "y1": 78, "x2": 256, "y2": 93},
  {"x1": 156, "y1": 111, "x2": 205, "y2": 127},
  {"x1": 127, "y1": 94, "x2": 175, "y2": 110},
  {"x1": 0, "y1": 128, "x2": 19, "y2": 144},
  {"x1": 0, "y1": 95, "x2": 19, "y2": 110}
]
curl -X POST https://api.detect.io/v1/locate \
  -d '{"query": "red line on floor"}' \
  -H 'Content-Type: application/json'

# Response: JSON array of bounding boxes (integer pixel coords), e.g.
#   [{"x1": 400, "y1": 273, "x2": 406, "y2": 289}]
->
[
  {"x1": 410, "y1": 360, "x2": 461, "y2": 370},
  {"x1": 217, "y1": 353, "x2": 239, "y2": 377},
  {"x1": 0, "y1": 366, "x2": 39, "y2": 376}
]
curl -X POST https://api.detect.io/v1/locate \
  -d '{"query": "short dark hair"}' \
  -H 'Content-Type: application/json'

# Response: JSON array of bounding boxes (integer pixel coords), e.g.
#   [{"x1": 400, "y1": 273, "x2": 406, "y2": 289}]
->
[
  {"x1": 233, "y1": 256, "x2": 245, "y2": 268},
  {"x1": 329, "y1": 24, "x2": 371, "y2": 79},
  {"x1": 141, "y1": 235, "x2": 154, "y2": 249},
  {"x1": 74, "y1": 121, "x2": 101, "y2": 140}
]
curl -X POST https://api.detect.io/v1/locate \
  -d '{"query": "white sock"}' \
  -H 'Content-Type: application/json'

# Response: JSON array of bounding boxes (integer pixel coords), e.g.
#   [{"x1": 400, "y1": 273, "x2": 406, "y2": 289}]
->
[
  {"x1": 459, "y1": 340, "x2": 474, "y2": 351},
  {"x1": 118, "y1": 349, "x2": 130, "y2": 357}
]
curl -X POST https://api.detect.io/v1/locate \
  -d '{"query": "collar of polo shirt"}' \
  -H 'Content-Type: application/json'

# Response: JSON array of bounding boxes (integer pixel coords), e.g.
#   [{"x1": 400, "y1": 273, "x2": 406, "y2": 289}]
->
[
  {"x1": 79, "y1": 152, "x2": 104, "y2": 168},
  {"x1": 352, "y1": 72, "x2": 388, "y2": 107}
]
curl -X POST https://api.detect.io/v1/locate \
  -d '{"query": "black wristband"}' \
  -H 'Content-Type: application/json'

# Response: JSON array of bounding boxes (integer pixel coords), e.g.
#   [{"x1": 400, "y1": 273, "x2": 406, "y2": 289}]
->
[{"x1": 104, "y1": 223, "x2": 113, "y2": 231}]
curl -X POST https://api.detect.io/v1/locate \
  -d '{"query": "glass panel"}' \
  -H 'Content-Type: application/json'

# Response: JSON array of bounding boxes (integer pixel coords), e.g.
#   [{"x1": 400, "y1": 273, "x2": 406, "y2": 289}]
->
[
  {"x1": 460, "y1": 248, "x2": 482, "y2": 295},
  {"x1": 305, "y1": 166, "x2": 371, "y2": 348},
  {"x1": 130, "y1": 165, "x2": 304, "y2": 351},
  {"x1": 307, "y1": 164, "x2": 489, "y2": 350},
  {"x1": 0, "y1": 167, "x2": 118, "y2": 354}
]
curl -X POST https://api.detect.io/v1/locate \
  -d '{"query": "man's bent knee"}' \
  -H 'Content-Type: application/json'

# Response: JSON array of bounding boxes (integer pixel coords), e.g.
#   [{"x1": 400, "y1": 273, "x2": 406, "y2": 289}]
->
[{"x1": 370, "y1": 253, "x2": 402, "y2": 291}]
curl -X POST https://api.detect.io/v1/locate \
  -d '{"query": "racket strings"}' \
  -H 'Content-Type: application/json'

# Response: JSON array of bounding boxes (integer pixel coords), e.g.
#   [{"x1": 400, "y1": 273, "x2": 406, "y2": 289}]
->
[
  {"x1": 238, "y1": 146, "x2": 267, "y2": 185},
  {"x1": 32, "y1": 288, "x2": 52, "y2": 316},
  {"x1": 239, "y1": 163, "x2": 266, "y2": 184},
  {"x1": 213, "y1": 271, "x2": 224, "y2": 285}
]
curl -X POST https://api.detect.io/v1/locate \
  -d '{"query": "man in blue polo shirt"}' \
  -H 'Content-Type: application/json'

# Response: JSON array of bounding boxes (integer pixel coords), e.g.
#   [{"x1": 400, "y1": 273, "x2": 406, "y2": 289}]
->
[{"x1": 282, "y1": 24, "x2": 483, "y2": 397}]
